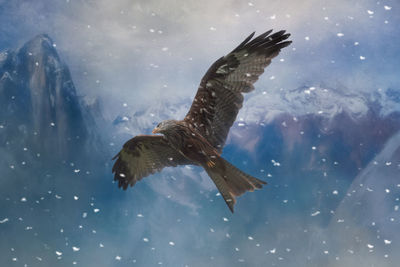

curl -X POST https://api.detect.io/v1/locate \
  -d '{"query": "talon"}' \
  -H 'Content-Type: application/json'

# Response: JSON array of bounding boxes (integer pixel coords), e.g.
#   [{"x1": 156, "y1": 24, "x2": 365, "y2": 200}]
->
[{"x1": 207, "y1": 160, "x2": 216, "y2": 168}]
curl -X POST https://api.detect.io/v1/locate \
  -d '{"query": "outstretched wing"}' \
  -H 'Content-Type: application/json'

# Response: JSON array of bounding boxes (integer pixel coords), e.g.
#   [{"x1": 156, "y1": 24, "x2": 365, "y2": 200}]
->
[
  {"x1": 112, "y1": 135, "x2": 192, "y2": 189},
  {"x1": 184, "y1": 30, "x2": 291, "y2": 152}
]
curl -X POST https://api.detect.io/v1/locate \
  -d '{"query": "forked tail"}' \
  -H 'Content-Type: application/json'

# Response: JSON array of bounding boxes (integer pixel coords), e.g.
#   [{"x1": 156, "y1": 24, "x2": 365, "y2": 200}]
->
[{"x1": 204, "y1": 156, "x2": 266, "y2": 213}]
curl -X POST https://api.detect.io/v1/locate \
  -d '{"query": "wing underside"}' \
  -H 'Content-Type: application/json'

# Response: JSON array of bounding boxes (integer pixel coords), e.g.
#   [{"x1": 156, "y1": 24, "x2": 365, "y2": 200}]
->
[
  {"x1": 112, "y1": 135, "x2": 192, "y2": 189},
  {"x1": 184, "y1": 30, "x2": 291, "y2": 152}
]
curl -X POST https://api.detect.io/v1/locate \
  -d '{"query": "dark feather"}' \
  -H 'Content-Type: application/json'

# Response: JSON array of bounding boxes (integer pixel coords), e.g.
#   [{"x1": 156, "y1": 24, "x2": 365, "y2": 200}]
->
[
  {"x1": 184, "y1": 30, "x2": 292, "y2": 152},
  {"x1": 204, "y1": 156, "x2": 267, "y2": 213},
  {"x1": 112, "y1": 135, "x2": 192, "y2": 190}
]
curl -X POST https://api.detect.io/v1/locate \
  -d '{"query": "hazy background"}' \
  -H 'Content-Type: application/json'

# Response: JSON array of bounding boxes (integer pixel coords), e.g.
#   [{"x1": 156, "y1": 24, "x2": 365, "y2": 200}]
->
[
  {"x1": 0, "y1": 0, "x2": 399, "y2": 266},
  {"x1": 1, "y1": 0, "x2": 399, "y2": 117}
]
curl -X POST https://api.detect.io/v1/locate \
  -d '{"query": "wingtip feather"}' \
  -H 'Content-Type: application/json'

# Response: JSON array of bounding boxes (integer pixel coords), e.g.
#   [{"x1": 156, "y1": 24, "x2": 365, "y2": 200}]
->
[
  {"x1": 112, "y1": 152, "x2": 120, "y2": 161},
  {"x1": 229, "y1": 205, "x2": 234, "y2": 213}
]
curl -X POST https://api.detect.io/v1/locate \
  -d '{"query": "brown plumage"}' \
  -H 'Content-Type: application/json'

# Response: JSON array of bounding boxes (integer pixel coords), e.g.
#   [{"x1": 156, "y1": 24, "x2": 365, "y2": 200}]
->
[{"x1": 112, "y1": 30, "x2": 292, "y2": 213}]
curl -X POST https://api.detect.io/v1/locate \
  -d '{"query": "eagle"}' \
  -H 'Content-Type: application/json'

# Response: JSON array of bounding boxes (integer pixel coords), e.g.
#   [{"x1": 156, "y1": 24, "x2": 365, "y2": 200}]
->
[{"x1": 112, "y1": 30, "x2": 291, "y2": 213}]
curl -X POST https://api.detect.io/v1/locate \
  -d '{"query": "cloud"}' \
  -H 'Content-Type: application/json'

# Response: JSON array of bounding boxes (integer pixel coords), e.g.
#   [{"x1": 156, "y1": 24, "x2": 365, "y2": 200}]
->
[{"x1": 2, "y1": 0, "x2": 399, "y2": 122}]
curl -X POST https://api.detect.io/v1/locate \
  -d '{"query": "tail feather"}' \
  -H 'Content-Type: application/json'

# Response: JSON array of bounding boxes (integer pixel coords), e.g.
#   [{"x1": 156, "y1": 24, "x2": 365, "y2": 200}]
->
[{"x1": 204, "y1": 157, "x2": 266, "y2": 213}]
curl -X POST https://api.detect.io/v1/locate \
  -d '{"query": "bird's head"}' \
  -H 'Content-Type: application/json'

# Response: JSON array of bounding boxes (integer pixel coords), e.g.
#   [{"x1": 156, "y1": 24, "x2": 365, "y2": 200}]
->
[{"x1": 152, "y1": 120, "x2": 177, "y2": 134}]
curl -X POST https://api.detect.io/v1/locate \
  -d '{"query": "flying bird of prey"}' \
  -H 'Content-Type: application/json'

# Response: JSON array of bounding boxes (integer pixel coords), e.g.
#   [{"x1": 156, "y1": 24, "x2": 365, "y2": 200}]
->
[{"x1": 112, "y1": 30, "x2": 291, "y2": 213}]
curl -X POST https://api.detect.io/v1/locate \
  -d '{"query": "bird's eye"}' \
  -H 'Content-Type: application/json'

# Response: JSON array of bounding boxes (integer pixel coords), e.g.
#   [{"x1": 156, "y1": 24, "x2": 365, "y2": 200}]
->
[{"x1": 157, "y1": 123, "x2": 161, "y2": 128}]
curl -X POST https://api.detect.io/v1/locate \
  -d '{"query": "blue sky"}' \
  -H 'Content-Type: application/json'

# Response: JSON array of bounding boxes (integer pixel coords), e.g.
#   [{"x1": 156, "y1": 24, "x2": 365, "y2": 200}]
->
[{"x1": 1, "y1": 0, "x2": 400, "y2": 266}]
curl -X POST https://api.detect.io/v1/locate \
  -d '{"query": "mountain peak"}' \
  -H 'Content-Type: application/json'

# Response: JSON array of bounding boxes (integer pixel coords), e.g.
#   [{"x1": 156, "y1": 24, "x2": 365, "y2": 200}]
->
[
  {"x1": 23, "y1": 34, "x2": 56, "y2": 52},
  {"x1": 0, "y1": 34, "x2": 89, "y2": 161},
  {"x1": 17, "y1": 34, "x2": 61, "y2": 69}
]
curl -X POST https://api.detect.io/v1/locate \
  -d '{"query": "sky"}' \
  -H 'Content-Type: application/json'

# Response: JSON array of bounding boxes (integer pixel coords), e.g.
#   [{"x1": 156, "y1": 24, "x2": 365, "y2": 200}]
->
[
  {"x1": 1, "y1": 0, "x2": 399, "y2": 120},
  {"x1": 1, "y1": 0, "x2": 400, "y2": 266}
]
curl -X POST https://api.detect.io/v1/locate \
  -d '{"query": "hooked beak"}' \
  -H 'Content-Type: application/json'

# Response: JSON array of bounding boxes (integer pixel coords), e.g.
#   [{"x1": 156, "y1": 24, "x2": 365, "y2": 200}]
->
[{"x1": 152, "y1": 127, "x2": 160, "y2": 134}]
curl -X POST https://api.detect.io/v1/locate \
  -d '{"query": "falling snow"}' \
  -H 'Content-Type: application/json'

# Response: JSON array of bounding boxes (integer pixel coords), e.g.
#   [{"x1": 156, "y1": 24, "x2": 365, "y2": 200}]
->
[
  {"x1": 0, "y1": 1, "x2": 399, "y2": 266},
  {"x1": 311, "y1": 211, "x2": 321, "y2": 216}
]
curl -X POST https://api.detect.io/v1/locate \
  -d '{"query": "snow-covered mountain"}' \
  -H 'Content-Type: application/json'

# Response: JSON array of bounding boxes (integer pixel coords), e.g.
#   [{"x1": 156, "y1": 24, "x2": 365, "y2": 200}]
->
[
  {"x1": 112, "y1": 84, "x2": 400, "y2": 170},
  {"x1": 109, "y1": 83, "x2": 400, "y2": 221},
  {"x1": 0, "y1": 34, "x2": 100, "y2": 163},
  {"x1": 113, "y1": 83, "x2": 400, "y2": 132}
]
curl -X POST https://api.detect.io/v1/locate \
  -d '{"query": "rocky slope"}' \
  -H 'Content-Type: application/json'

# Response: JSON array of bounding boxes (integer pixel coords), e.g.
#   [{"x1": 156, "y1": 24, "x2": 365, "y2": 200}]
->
[{"x1": 0, "y1": 34, "x2": 97, "y2": 163}]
